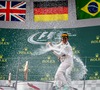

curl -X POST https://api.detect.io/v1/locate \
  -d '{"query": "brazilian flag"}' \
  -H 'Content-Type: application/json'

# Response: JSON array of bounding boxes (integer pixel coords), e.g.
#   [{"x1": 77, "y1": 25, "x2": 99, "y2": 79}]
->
[{"x1": 76, "y1": 0, "x2": 100, "y2": 20}]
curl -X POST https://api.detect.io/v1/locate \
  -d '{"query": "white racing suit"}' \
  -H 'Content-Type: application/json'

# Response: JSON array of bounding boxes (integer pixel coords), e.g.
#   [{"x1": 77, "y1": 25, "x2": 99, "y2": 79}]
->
[{"x1": 48, "y1": 42, "x2": 74, "y2": 90}]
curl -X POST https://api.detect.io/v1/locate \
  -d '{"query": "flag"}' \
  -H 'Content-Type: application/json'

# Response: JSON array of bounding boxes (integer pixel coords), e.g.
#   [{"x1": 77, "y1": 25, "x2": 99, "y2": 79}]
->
[
  {"x1": 76, "y1": 0, "x2": 100, "y2": 20},
  {"x1": 33, "y1": 0, "x2": 68, "y2": 22},
  {"x1": 0, "y1": 1, "x2": 26, "y2": 22}
]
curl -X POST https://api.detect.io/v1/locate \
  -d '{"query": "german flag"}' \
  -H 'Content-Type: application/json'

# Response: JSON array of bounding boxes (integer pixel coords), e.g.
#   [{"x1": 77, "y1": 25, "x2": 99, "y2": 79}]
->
[{"x1": 34, "y1": 0, "x2": 68, "y2": 22}]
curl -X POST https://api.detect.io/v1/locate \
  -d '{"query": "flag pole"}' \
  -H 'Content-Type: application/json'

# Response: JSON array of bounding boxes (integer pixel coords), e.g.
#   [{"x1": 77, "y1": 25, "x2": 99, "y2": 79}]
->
[
  {"x1": 83, "y1": 57, "x2": 87, "y2": 90},
  {"x1": 15, "y1": 58, "x2": 20, "y2": 90}
]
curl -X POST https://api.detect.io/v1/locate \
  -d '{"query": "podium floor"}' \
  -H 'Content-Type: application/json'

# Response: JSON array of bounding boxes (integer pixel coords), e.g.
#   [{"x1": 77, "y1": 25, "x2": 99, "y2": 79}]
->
[{"x1": 0, "y1": 80, "x2": 100, "y2": 90}]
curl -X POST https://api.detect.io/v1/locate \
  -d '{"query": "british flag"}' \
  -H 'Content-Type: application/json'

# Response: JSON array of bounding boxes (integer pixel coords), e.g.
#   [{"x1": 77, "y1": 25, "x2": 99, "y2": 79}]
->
[{"x1": 0, "y1": 1, "x2": 26, "y2": 22}]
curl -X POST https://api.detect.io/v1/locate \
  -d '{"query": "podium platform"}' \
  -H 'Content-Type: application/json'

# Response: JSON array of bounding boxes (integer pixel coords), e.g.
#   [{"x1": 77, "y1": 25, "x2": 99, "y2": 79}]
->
[{"x1": 0, "y1": 80, "x2": 100, "y2": 90}]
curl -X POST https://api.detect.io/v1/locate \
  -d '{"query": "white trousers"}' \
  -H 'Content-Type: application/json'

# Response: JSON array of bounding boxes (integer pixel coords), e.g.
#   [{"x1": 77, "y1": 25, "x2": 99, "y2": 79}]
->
[{"x1": 54, "y1": 56, "x2": 73, "y2": 89}]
